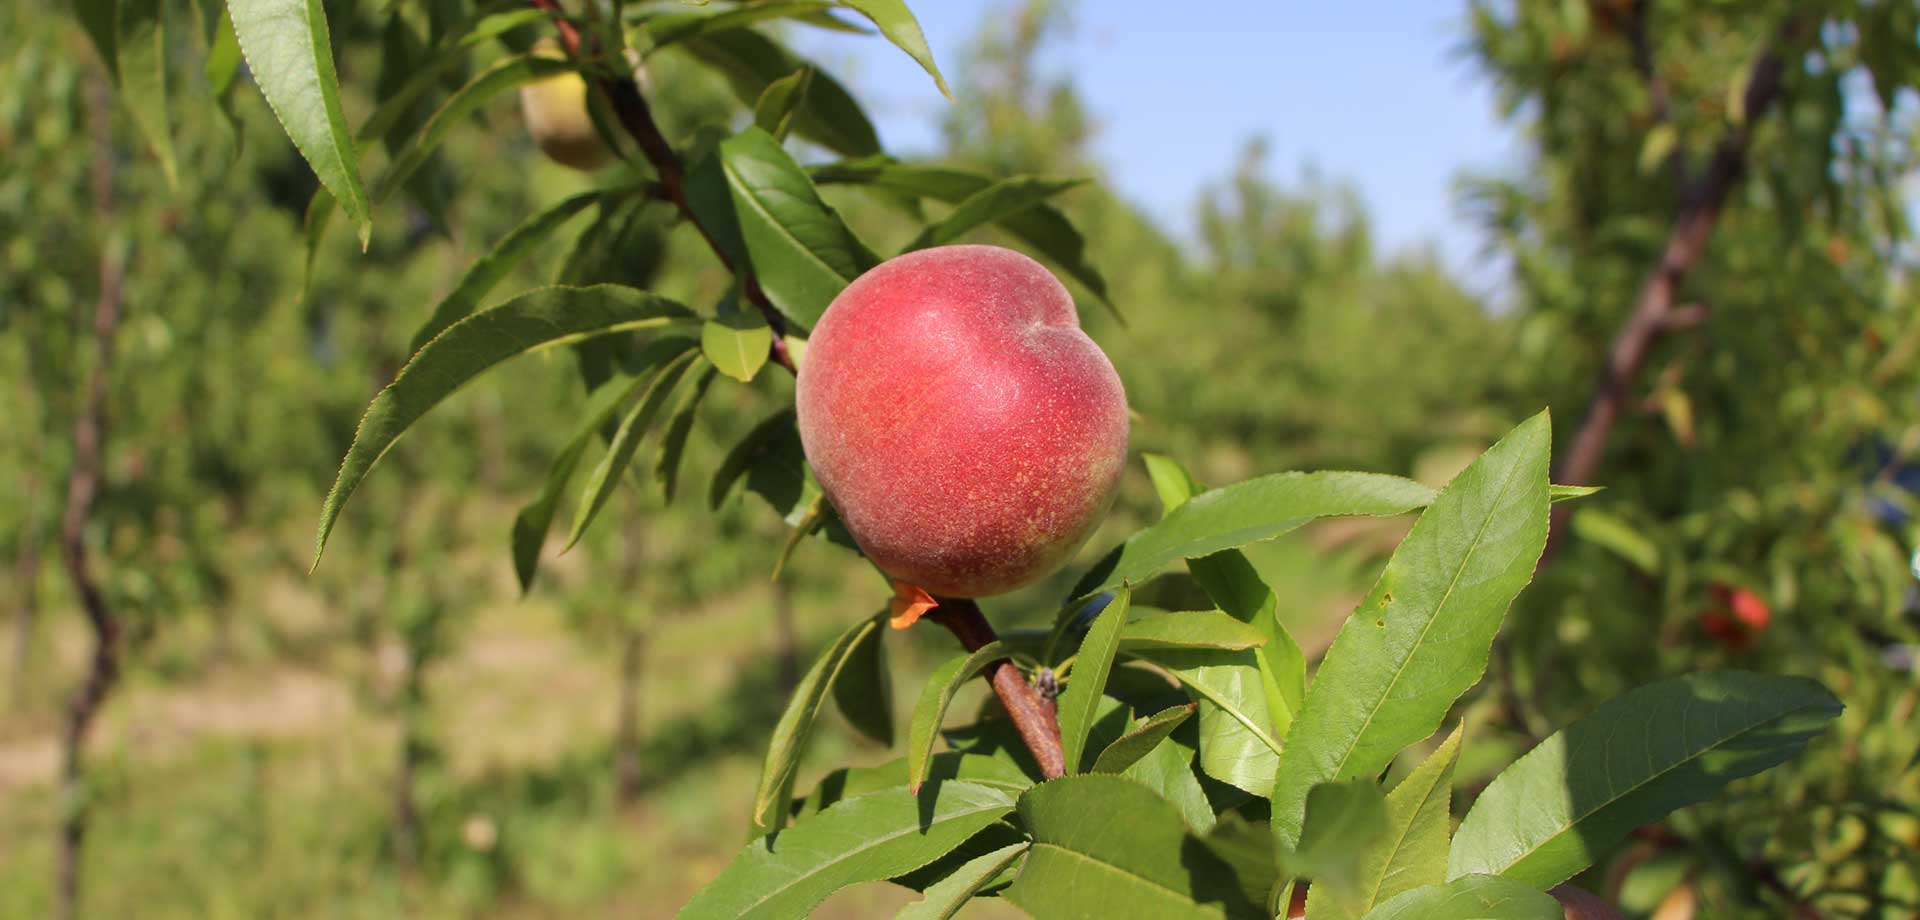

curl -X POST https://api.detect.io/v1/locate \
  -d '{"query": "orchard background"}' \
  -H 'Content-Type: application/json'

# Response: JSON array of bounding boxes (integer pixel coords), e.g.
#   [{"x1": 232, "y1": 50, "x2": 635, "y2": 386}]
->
[{"x1": 2, "y1": 0, "x2": 1918, "y2": 918}]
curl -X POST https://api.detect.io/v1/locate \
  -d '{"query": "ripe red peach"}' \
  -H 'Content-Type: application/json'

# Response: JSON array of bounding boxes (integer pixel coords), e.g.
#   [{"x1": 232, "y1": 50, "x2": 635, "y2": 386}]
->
[{"x1": 795, "y1": 245, "x2": 1128, "y2": 598}]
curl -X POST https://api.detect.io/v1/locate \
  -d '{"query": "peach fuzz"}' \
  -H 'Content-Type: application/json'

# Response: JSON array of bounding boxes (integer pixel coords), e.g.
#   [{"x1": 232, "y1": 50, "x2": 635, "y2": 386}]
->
[{"x1": 795, "y1": 245, "x2": 1129, "y2": 599}]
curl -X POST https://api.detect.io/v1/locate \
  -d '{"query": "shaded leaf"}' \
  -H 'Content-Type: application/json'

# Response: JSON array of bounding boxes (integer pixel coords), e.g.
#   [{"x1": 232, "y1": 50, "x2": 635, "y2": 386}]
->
[
  {"x1": 832, "y1": 617, "x2": 895, "y2": 747},
  {"x1": 751, "y1": 613, "x2": 886, "y2": 834},
  {"x1": 1058, "y1": 586, "x2": 1130, "y2": 774},
  {"x1": 408, "y1": 189, "x2": 610, "y2": 354},
  {"x1": 654, "y1": 365, "x2": 720, "y2": 502},
  {"x1": 710, "y1": 408, "x2": 797, "y2": 509},
  {"x1": 118, "y1": 0, "x2": 178, "y2": 187},
  {"x1": 677, "y1": 28, "x2": 879, "y2": 157},
  {"x1": 1449, "y1": 671, "x2": 1842, "y2": 888},
  {"x1": 753, "y1": 66, "x2": 813, "y2": 141},
  {"x1": 908, "y1": 642, "x2": 1010, "y2": 792},
  {"x1": 894, "y1": 842, "x2": 1028, "y2": 920},
  {"x1": 1307, "y1": 727, "x2": 1462, "y2": 919},
  {"x1": 720, "y1": 127, "x2": 879, "y2": 329},
  {"x1": 564, "y1": 351, "x2": 701, "y2": 548},
  {"x1": 798, "y1": 751, "x2": 1034, "y2": 818},
  {"x1": 315, "y1": 286, "x2": 697, "y2": 564},
  {"x1": 228, "y1": 0, "x2": 371, "y2": 244},
  {"x1": 1287, "y1": 780, "x2": 1388, "y2": 890},
  {"x1": 1359, "y1": 875, "x2": 1562, "y2": 920},
  {"x1": 375, "y1": 53, "x2": 572, "y2": 204},
  {"x1": 903, "y1": 176, "x2": 1083, "y2": 251},
  {"x1": 1120, "y1": 610, "x2": 1267, "y2": 652},
  {"x1": 1272, "y1": 413, "x2": 1551, "y2": 850},
  {"x1": 1090, "y1": 703, "x2": 1195, "y2": 774}
]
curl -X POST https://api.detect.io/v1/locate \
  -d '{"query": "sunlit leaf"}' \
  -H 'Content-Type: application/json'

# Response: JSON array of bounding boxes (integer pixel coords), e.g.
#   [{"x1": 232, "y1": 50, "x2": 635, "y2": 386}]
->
[
  {"x1": 1090, "y1": 703, "x2": 1194, "y2": 774},
  {"x1": 907, "y1": 642, "x2": 1009, "y2": 792},
  {"x1": 720, "y1": 127, "x2": 879, "y2": 329},
  {"x1": 1358, "y1": 875, "x2": 1562, "y2": 920},
  {"x1": 751, "y1": 613, "x2": 885, "y2": 834},
  {"x1": 893, "y1": 842, "x2": 1027, "y2": 920}
]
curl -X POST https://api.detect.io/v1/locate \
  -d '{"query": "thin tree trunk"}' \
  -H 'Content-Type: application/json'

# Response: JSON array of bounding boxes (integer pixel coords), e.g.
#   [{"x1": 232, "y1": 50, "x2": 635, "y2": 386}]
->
[
  {"x1": 614, "y1": 627, "x2": 646, "y2": 805},
  {"x1": 772, "y1": 579, "x2": 798, "y2": 695},
  {"x1": 55, "y1": 72, "x2": 125, "y2": 920}
]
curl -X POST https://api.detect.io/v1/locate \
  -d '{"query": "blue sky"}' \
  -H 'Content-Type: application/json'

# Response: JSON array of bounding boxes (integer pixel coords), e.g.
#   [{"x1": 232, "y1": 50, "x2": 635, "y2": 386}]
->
[{"x1": 790, "y1": 2, "x2": 1524, "y2": 284}]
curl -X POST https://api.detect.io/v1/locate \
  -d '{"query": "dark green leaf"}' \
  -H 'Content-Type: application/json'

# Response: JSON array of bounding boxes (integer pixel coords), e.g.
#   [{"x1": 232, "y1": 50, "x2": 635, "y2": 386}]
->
[
  {"x1": 720, "y1": 127, "x2": 879, "y2": 329},
  {"x1": 908, "y1": 642, "x2": 1011, "y2": 792},
  {"x1": 654, "y1": 365, "x2": 719, "y2": 502},
  {"x1": 903, "y1": 176, "x2": 1083, "y2": 251},
  {"x1": 1287, "y1": 780, "x2": 1388, "y2": 889},
  {"x1": 753, "y1": 66, "x2": 813, "y2": 141},
  {"x1": 1308, "y1": 727, "x2": 1462, "y2": 919},
  {"x1": 565, "y1": 351, "x2": 702, "y2": 548},
  {"x1": 832, "y1": 617, "x2": 894, "y2": 747},
  {"x1": 116, "y1": 0, "x2": 177, "y2": 187},
  {"x1": 374, "y1": 53, "x2": 572, "y2": 205},
  {"x1": 645, "y1": 2, "x2": 838, "y2": 49},
  {"x1": 1358, "y1": 875, "x2": 1562, "y2": 920},
  {"x1": 408, "y1": 189, "x2": 609, "y2": 354},
  {"x1": 1120, "y1": 610, "x2": 1267, "y2": 652},
  {"x1": 315, "y1": 286, "x2": 698, "y2": 564},
  {"x1": 75, "y1": 0, "x2": 118, "y2": 78},
  {"x1": 1449, "y1": 671, "x2": 1842, "y2": 888},
  {"x1": 894, "y1": 842, "x2": 1028, "y2": 920},
  {"x1": 1272, "y1": 413, "x2": 1551, "y2": 850},
  {"x1": 1005, "y1": 773, "x2": 1264, "y2": 920},
  {"x1": 1090, "y1": 703, "x2": 1195, "y2": 774},
  {"x1": 1071, "y1": 472, "x2": 1438, "y2": 600},
  {"x1": 228, "y1": 0, "x2": 372, "y2": 244},
  {"x1": 836, "y1": 0, "x2": 950, "y2": 98},
  {"x1": 1058, "y1": 586, "x2": 1130, "y2": 774},
  {"x1": 798, "y1": 751, "x2": 1034, "y2": 818},
  {"x1": 677, "y1": 29, "x2": 879, "y2": 158},
  {"x1": 680, "y1": 780, "x2": 1018, "y2": 920},
  {"x1": 710, "y1": 409, "x2": 797, "y2": 509},
  {"x1": 751, "y1": 613, "x2": 886, "y2": 833}
]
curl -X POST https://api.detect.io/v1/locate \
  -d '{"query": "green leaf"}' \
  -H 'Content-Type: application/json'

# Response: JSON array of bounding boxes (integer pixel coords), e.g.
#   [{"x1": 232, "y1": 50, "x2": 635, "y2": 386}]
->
[
  {"x1": 315, "y1": 286, "x2": 697, "y2": 564},
  {"x1": 1071, "y1": 472, "x2": 1437, "y2": 600},
  {"x1": 645, "y1": 3, "x2": 840, "y2": 49},
  {"x1": 205, "y1": 8, "x2": 244, "y2": 134},
  {"x1": 832, "y1": 617, "x2": 894, "y2": 747},
  {"x1": 797, "y1": 751, "x2": 1034, "y2": 818},
  {"x1": 1199, "y1": 813, "x2": 1281, "y2": 911},
  {"x1": 510, "y1": 338, "x2": 697, "y2": 592},
  {"x1": 751, "y1": 613, "x2": 886, "y2": 834},
  {"x1": 679, "y1": 780, "x2": 1018, "y2": 920},
  {"x1": 1358, "y1": 875, "x2": 1562, "y2": 920},
  {"x1": 1005, "y1": 774, "x2": 1265, "y2": 920},
  {"x1": 836, "y1": 0, "x2": 951, "y2": 99},
  {"x1": 813, "y1": 158, "x2": 1116, "y2": 318},
  {"x1": 1143, "y1": 453, "x2": 1204, "y2": 514},
  {"x1": 1122, "y1": 728, "x2": 1215, "y2": 833},
  {"x1": 408, "y1": 190, "x2": 609, "y2": 355},
  {"x1": 907, "y1": 642, "x2": 1010, "y2": 792},
  {"x1": 1549, "y1": 483, "x2": 1602, "y2": 503},
  {"x1": 1090, "y1": 704, "x2": 1195, "y2": 774},
  {"x1": 720, "y1": 127, "x2": 879, "y2": 330},
  {"x1": 753, "y1": 66, "x2": 813, "y2": 141},
  {"x1": 75, "y1": 0, "x2": 118, "y2": 78},
  {"x1": 374, "y1": 53, "x2": 572, "y2": 205},
  {"x1": 710, "y1": 409, "x2": 797, "y2": 509},
  {"x1": 1057, "y1": 586, "x2": 1129, "y2": 773},
  {"x1": 1120, "y1": 610, "x2": 1267, "y2": 652},
  {"x1": 1138, "y1": 647, "x2": 1280, "y2": 795},
  {"x1": 1307, "y1": 727, "x2": 1462, "y2": 919},
  {"x1": 903, "y1": 176, "x2": 1084, "y2": 252},
  {"x1": 702, "y1": 311, "x2": 774, "y2": 383},
  {"x1": 677, "y1": 29, "x2": 880, "y2": 158},
  {"x1": 654, "y1": 365, "x2": 719, "y2": 502},
  {"x1": 1449, "y1": 671, "x2": 1842, "y2": 888},
  {"x1": 1568, "y1": 508, "x2": 1659, "y2": 574},
  {"x1": 117, "y1": 0, "x2": 178, "y2": 187},
  {"x1": 894, "y1": 842, "x2": 1028, "y2": 920},
  {"x1": 228, "y1": 0, "x2": 371, "y2": 245},
  {"x1": 1287, "y1": 780, "x2": 1388, "y2": 890},
  {"x1": 565, "y1": 351, "x2": 702, "y2": 548},
  {"x1": 1272, "y1": 412, "x2": 1551, "y2": 850}
]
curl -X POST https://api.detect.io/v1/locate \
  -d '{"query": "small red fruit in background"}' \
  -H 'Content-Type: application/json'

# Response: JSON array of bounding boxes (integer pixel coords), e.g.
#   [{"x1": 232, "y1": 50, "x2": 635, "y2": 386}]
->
[
  {"x1": 1701, "y1": 583, "x2": 1771, "y2": 649},
  {"x1": 796, "y1": 245, "x2": 1129, "y2": 599}
]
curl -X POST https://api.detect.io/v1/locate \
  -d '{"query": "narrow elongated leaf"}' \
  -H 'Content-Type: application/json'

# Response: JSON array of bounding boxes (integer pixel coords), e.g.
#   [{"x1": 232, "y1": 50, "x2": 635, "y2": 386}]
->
[
  {"x1": 408, "y1": 190, "x2": 608, "y2": 354},
  {"x1": 798, "y1": 751, "x2": 1034, "y2": 818},
  {"x1": 315, "y1": 286, "x2": 697, "y2": 564},
  {"x1": 702, "y1": 311, "x2": 774, "y2": 382},
  {"x1": 510, "y1": 339, "x2": 696, "y2": 592},
  {"x1": 644, "y1": 3, "x2": 839, "y2": 50},
  {"x1": 1272, "y1": 413, "x2": 1551, "y2": 849},
  {"x1": 228, "y1": 0, "x2": 371, "y2": 244},
  {"x1": 837, "y1": 0, "x2": 950, "y2": 98},
  {"x1": 1449, "y1": 671, "x2": 1842, "y2": 888},
  {"x1": 1058, "y1": 586, "x2": 1129, "y2": 773},
  {"x1": 679, "y1": 780, "x2": 1018, "y2": 920},
  {"x1": 1131, "y1": 648, "x2": 1281, "y2": 794},
  {"x1": 907, "y1": 642, "x2": 1010, "y2": 792},
  {"x1": 893, "y1": 842, "x2": 1028, "y2": 920},
  {"x1": 752, "y1": 614, "x2": 886, "y2": 833},
  {"x1": 753, "y1": 67, "x2": 813, "y2": 141},
  {"x1": 1071, "y1": 472, "x2": 1437, "y2": 599},
  {"x1": 1120, "y1": 610, "x2": 1267, "y2": 652},
  {"x1": 75, "y1": 0, "x2": 118, "y2": 77},
  {"x1": 1122, "y1": 729, "x2": 1214, "y2": 833},
  {"x1": 832, "y1": 616, "x2": 894, "y2": 747},
  {"x1": 653, "y1": 365, "x2": 719, "y2": 501},
  {"x1": 1308, "y1": 727, "x2": 1462, "y2": 919},
  {"x1": 720, "y1": 127, "x2": 878, "y2": 329},
  {"x1": 1091, "y1": 704, "x2": 1194, "y2": 774},
  {"x1": 903, "y1": 176, "x2": 1083, "y2": 251},
  {"x1": 205, "y1": 9, "x2": 244, "y2": 122},
  {"x1": 1005, "y1": 774, "x2": 1264, "y2": 920},
  {"x1": 1359, "y1": 875, "x2": 1562, "y2": 920},
  {"x1": 1288, "y1": 780, "x2": 1388, "y2": 890},
  {"x1": 565, "y1": 351, "x2": 701, "y2": 547},
  {"x1": 1143, "y1": 453, "x2": 1204, "y2": 513},
  {"x1": 678, "y1": 29, "x2": 879, "y2": 158},
  {"x1": 812, "y1": 157, "x2": 1115, "y2": 316},
  {"x1": 710, "y1": 409, "x2": 797, "y2": 509},
  {"x1": 118, "y1": 0, "x2": 178, "y2": 187},
  {"x1": 375, "y1": 54, "x2": 572, "y2": 204}
]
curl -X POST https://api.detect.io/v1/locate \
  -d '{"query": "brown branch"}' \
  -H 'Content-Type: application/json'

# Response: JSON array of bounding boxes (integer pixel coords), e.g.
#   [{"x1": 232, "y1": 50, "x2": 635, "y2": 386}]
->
[
  {"x1": 530, "y1": 0, "x2": 795, "y2": 374},
  {"x1": 55, "y1": 72, "x2": 126, "y2": 920},
  {"x1": 925, "y1": 598, "x2": 1067, "y2": 779},
  {"x1": 1544, "y1": 19, "x2": 1802, "y2": 561}
]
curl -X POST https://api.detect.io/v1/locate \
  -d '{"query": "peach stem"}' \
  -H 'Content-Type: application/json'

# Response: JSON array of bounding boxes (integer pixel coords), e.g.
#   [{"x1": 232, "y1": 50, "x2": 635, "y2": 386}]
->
[{"x1": 925, "y1": 597, "x2": 1066, "y2": 779}]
